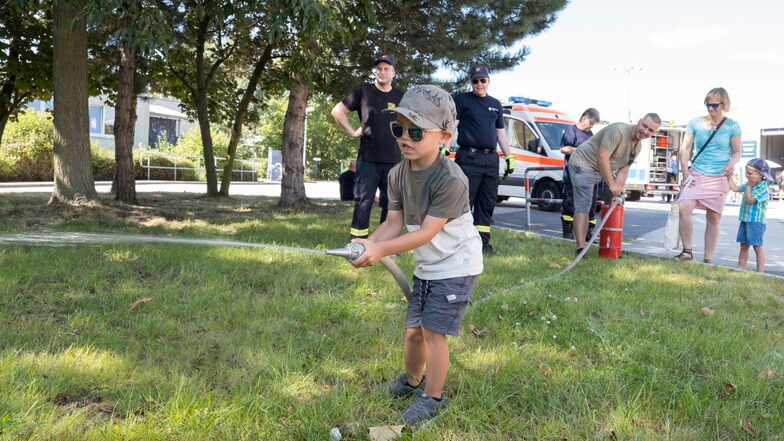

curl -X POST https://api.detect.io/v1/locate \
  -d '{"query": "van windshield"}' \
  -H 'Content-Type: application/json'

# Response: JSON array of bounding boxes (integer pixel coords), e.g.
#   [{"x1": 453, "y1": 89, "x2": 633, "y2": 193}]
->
[{"x1": 537, "y1": 122, "x2": 571, "y2": 151}]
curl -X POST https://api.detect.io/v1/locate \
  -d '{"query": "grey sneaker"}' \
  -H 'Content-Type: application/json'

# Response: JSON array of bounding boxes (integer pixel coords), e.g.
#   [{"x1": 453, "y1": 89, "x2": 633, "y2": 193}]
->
[
  {"x1": 380, "y1": 373, "x2": 425, "y2": 398},
  {"x1": 400, "y1": 392, "x2": 448, "y2": 427}
]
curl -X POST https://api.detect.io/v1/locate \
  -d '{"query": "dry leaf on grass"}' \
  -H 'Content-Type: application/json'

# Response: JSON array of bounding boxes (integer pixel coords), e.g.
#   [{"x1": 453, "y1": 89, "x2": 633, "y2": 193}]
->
[
  {"x1": 369, "y1": 424, "x2": 404, "y2": 441},
  {"x1": 548, "y1": 262, "x2": 562, "y2": 269},
  {"x1": 468, "y1": 324, "x2": 488, "y2": 337},
  {"x1": 527, "y1": 309, "x2": 538, "y2": 317},
  {"x1": 129, "y1": 297, "x2": 152, "y2": 311},
  {"x1": 699, "y1": 306, "x2": 715, "y2": 316},
  {"x1": 758, "y1": 366, "x2": 775, "y2": 379},
  {"x1": 742, "y1": 419, "x2": 757, "y2": 436},
  {"x1": 722, "y1": 383, "x2": 736, "y2": 393},
  {"x1": 536, "y1": 363, "x2": 552, "y2": 377}
]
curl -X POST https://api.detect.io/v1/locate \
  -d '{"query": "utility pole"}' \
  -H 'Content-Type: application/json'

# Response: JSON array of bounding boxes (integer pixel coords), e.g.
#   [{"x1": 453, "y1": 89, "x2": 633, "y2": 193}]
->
[{"x1": 613, "y1": 65, "x2": 642, "y2": 123}]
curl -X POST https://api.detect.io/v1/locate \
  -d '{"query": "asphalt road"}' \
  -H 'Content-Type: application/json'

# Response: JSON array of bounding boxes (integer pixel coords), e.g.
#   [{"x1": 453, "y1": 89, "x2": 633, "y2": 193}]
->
[
  {"x1": 2, "y1": 180, "x2": 782, "y2": 278},
  {"x1": 494, "y1": 196, "x2": 784, "y2": 278}
]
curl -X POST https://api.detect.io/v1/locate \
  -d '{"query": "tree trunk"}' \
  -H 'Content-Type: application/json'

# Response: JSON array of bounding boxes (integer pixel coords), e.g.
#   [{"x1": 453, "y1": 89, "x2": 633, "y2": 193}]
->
[
  {"x1": 192, "y1": 19, "x2": 218, "y2": 197},
  {"x1": 195, "y1": 90, "x2": 218, "y2": 196},
  {"x1": 0, "y1": 109, "x2": 9, "y2": 148},
  {"x1": 0, "y1": 74, "x2": 15, "y2": 148},
  {"x1": 113, "y1": 41, "x2": 138, "y2": 204},
  {"x1": 219, "y1": 44, "x2": 273, "y2": 196},
  {"x1": 277, "y1": 79, "x2": 310, "y2": 208},
  {"x1": 0, "y1": 41, "x2": 20, "y2": 147},
  {"x1": 50, "y1": 0, "x2": 96, "y2": 204}
]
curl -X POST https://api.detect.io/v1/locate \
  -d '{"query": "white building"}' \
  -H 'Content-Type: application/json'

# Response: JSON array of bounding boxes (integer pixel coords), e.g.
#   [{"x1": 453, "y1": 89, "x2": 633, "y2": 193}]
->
[{"x1": 27, "y1": 95, "x2": 196, "y2": 151}]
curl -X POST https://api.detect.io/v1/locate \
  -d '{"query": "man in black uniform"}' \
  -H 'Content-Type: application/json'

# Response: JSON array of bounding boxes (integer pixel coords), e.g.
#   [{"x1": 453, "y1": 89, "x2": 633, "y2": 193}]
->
[
  {"x1": 339, "y1": 160, "x2": 357, "y2": 201},
  {"x1": 454, "y1": 65, "x2": 514, "y2": 254},
  {"x1": 332, "y1": 55, "x2": 404, "y2": 238}
]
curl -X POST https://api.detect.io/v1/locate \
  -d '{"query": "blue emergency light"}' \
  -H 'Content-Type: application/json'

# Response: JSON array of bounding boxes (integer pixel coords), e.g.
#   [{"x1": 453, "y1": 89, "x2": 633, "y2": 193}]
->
[{"x1": 507, "y1": 96, "x2": 552, "y2": 107}]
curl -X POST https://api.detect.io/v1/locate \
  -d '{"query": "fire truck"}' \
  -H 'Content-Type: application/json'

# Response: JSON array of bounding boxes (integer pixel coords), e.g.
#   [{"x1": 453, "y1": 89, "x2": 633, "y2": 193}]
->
[
  {"x1": 625, "y1": 125, "x2": 686, "y2": 200},
  {"x1": 449, "y1": 96, "x2": 575, "y2": 211}
]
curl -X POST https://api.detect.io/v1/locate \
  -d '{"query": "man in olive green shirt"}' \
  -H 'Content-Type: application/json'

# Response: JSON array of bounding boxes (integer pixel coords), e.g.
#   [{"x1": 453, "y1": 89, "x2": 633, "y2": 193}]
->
[{"x1": 568, "y1": 113, "x2": 661, "y2": 255}]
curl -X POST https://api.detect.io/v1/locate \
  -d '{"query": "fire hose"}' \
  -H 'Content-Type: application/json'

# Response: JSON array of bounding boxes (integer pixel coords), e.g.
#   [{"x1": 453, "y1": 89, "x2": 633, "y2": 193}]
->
[
  {"x1": 325, "y1": 197, "x2": 623, "y2": 299},
  {"x1": 554, "y1": 196, "x2": 624, "y2": 277},
  {"x1": 325, "y1": 242, "x2": 412, "y2": 297}
]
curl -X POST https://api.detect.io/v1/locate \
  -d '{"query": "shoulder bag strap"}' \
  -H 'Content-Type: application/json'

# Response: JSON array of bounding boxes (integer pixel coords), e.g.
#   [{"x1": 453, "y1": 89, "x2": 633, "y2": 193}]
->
[{"x1": 690, "y1": 117, "x2": 727, "y2": 165}]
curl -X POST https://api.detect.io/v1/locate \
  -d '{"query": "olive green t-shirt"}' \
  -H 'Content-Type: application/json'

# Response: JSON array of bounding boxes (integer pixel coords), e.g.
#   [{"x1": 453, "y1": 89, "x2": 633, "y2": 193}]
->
[
  {"x1": 570, "y1": 122, "x2": 637, "y2": 172},
  {"x1": 387, "y1": 155, "x2": 483, "y2": 280}
]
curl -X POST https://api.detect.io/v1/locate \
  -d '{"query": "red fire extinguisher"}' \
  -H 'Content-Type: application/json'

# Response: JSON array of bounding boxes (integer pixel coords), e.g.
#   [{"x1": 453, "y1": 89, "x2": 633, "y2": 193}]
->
[{"x1": 599, "y1": 201, "x2": 624, "y2": 259}]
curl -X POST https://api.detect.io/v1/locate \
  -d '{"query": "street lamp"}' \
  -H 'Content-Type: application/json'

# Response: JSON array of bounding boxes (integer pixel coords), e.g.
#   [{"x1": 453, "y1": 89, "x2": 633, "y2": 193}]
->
[
  {"x1": 303, "y1": 106, "x2": 315, "y2": 175},
  {"x1": 613, "y1": 65, "x2": 642, "y2": 123}
]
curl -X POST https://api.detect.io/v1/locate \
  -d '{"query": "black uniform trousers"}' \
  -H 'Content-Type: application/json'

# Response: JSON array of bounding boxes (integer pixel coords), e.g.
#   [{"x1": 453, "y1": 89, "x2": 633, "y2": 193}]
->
[
  {"x1": 455, "y1": 147, "x2": 498, "y2": 247},
  {"x1": 350, "y1": 160, "x2": 395, "y2": 238}
]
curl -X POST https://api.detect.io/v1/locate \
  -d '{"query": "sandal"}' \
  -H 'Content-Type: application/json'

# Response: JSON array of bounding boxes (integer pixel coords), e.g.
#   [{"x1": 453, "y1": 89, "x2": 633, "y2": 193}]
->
[{"x1": 673, "y1": 249, "x2": 693, "y2": 261}]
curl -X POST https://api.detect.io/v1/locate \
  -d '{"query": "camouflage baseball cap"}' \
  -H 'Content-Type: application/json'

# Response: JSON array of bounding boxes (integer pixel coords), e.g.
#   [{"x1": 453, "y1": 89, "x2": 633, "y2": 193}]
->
[{"x1": 382, "y1": 85, "x2": 456, "y2": 133}]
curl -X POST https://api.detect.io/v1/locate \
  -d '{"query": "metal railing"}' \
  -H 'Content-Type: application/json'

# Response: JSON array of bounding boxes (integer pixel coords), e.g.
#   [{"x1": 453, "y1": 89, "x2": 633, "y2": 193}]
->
[
  {"x1": 138, "y1": 152, "x2": 258, "y2": 181},
  {"x1": 524, "y1": 166, "x2": 564, "y2": 228}
]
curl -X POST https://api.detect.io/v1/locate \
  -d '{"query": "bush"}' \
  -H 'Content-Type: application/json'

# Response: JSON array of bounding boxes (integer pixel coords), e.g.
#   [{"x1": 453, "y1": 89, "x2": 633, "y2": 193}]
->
[
  {"x1": 92, "y1": 147, "x2": 116, "y2": 180},
  {"x1": 160, "y1": 126, "x2": 230, "y2": 158},
  {"x1": 0, "y1": 110, "x2": 55, "y2": 181},
  {"x1": 0, "y1": 111, "x2": 226, "y2": 183}
]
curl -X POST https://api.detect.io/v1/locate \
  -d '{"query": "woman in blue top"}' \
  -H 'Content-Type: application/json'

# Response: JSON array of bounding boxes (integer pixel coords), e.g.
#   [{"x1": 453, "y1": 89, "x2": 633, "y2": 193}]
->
[{"x1": 674, "y1": 87, "x2": 741, "y2": 263}]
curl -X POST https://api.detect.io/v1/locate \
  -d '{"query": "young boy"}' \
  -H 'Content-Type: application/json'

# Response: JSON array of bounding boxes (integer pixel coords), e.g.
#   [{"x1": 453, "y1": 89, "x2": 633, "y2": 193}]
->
[
  {"x1": 728, "y1": 157, "x2": 771, "y2": 272},
  {"x1": 350, "y1": 85, "x2": 483, "y2": 427}
]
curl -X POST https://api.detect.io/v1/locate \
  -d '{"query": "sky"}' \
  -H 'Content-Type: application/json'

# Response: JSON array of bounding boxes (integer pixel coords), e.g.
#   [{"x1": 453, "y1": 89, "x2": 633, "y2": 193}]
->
[{"x1": 488, "y1": 0, "x2": 783, "y2": 139}]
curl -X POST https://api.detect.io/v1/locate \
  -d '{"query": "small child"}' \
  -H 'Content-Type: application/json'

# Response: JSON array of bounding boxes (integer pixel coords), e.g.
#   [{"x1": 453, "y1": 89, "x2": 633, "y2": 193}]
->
[
  {"x1": 350, "y1": 85, "x2": 483, "y2": 427},
  {"x1": 728, "y1": 158, "x2": 771, "y2": 273}
]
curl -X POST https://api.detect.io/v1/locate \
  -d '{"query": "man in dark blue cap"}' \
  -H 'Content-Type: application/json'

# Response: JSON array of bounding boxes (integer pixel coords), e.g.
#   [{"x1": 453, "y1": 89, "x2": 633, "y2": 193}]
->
[
  {"x1": 332, "y1": 55, "x2": 404, "y2": 239},
  {"x1": 453, "y1": 64, "x2": 514, "y2": 254}
]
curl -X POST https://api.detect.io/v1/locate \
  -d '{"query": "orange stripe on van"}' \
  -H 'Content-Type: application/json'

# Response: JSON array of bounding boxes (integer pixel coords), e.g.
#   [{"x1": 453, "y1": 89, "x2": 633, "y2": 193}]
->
[
  {"x1": 449, "y1": 151, "x2": 564, "y2": 168},
  {"x1": 505, "y1": 152, "x2": 564, "y2": 167},
  {"x1": 509, "y1": 105, "x2": 575, "y2": 124}
]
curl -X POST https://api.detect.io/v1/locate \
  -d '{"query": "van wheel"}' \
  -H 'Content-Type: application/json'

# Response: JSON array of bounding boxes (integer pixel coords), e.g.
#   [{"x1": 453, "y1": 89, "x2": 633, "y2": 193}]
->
[
  {"x1": 496, "y1": 196, "x2": 509, "y2": 203},
  {"x1": 627, "y1": 190, "x2": 642, "y2": 201},
  {"x1": 536, "y1": 180, "x2": 562, "y2": 212}
]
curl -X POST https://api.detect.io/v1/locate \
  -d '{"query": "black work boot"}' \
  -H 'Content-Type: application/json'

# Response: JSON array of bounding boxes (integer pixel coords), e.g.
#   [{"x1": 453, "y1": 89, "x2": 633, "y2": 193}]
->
[
  {"x1": 480, "y1": 232, "x2": 497, "y2": 255},
  {"x1": 561, "y1": 219, "x2": 574, "y2": 239}
]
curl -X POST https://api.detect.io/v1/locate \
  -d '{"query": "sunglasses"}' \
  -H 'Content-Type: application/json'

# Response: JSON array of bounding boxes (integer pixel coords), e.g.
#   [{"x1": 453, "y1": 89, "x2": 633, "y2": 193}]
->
[
  {"x1": 471, "y1": 78, "x2": 488, "y2": 85},
  {"x1": 390, "y1": 121, "x2": 438, "y2": 142},
  {"x1": 706, "y1": 103, "x2": 721, "y2": 109}
]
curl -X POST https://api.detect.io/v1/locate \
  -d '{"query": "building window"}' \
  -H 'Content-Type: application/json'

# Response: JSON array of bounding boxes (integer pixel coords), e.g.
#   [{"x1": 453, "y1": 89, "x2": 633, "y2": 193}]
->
[
  {"x1": 89, "y1": 105, "x2": 115, "y2": 135},
  {"x1": 149, "y1": 117, "x2": 178, "y2": 147},
  {"x1": 89, "y1": 106, "x2": 103, "y2": 134},
  {"x1": 103, "y1": 106, "x2": 115, "y2": 135}
]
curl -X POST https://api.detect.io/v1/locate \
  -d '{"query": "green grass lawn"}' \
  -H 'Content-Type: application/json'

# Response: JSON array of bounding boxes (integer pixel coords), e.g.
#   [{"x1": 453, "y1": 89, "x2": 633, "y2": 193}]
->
[{"x1": 0, "y1": 193, "x2": 782, "y2": 440}]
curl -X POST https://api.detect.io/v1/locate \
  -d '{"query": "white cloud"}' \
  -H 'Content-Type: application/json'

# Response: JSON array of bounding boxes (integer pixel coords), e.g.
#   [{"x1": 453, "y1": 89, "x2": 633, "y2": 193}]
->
[{"x1": 650, "y1": 27, "x2": 729, "y2": 48}]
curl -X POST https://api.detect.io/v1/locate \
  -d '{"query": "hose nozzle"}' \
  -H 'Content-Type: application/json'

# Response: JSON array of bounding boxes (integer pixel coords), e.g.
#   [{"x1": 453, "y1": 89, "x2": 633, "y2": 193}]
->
[{"x1": 324, "y1": 242, "x2": 365, "y2": 261}]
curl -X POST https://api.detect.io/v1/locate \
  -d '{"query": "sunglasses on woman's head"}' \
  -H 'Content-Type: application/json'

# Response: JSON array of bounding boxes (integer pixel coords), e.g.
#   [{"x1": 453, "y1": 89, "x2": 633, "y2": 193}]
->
[{"x1": 706, "y1": 103, "x2": 721, "y2": 109}]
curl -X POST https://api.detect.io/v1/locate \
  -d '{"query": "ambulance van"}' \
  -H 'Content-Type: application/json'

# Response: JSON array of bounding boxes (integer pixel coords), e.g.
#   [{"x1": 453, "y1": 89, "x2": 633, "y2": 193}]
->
[{"x1": 449, "y1": 96, "x2": 574, "y2": 211}]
